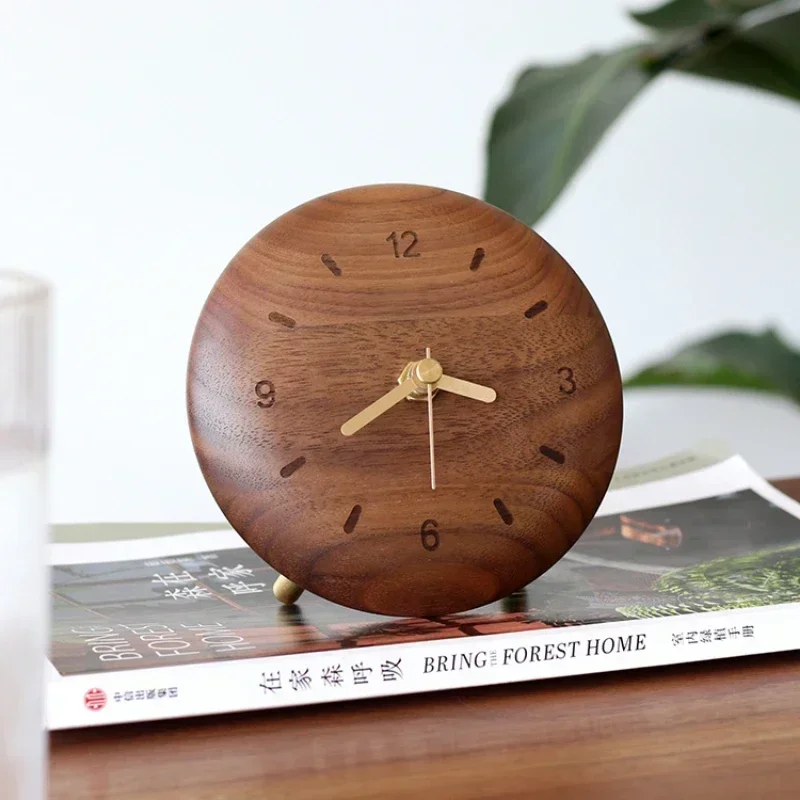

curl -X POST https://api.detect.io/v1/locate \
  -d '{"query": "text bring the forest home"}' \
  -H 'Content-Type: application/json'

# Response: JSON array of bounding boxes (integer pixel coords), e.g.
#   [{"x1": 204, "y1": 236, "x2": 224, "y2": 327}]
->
[{"x1": 422, "y1": 634, "x2": 647, "y2": 673}]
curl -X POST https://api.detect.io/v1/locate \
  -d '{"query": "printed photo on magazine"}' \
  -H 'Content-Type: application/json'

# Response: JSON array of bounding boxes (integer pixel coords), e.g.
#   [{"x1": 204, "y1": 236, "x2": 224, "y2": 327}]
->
[
  {"x1": 47, "y1": 452, "x2": 800, "y2": 729},
  {"x1": 50, "y1": 451, "x2": 800, "y2": 673}
]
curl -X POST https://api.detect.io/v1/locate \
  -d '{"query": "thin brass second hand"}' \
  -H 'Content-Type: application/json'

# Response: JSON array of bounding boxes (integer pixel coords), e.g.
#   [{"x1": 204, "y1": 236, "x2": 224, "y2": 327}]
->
[{"x1": 426, "y1": 347, "x2": 436, "y2": 490}]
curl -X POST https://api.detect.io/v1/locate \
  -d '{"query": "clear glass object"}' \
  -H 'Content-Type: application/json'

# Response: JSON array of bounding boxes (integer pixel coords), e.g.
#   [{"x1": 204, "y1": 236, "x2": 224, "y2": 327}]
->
[{"x1": 0, "y1": 270, "x2": 49, "y2": 800}]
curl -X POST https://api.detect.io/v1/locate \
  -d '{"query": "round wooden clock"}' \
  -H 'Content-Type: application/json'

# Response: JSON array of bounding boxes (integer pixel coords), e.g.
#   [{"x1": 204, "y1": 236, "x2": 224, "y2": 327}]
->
[{"x1": 187, "y1": 183, "x2": 623, "y2": 618}]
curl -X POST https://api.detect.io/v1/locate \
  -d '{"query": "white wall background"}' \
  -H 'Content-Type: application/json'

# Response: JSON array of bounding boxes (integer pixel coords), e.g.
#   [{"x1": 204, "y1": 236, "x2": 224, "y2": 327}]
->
[{"x1": 1, "y1": 0, "x2": 799, "y2": 522}]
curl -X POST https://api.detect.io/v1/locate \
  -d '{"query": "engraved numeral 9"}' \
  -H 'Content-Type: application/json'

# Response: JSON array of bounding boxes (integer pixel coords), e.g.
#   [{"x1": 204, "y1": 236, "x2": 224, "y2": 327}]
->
[
  {"x1": 255, "y1": 380, "x2": 276, "y2": 408},
  {"x1": 387, "y1": 230, "x2": 420, "y2": 258},
  {"x1": 420, "y1": 519, "x2": 439, "y2": 551}
]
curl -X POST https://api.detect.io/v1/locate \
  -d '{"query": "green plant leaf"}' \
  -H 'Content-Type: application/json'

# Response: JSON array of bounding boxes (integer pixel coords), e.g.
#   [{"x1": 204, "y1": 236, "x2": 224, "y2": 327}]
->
[
  {"x1": 624, "y1": 329, "x2": 800, "y2": 403},
  {"x1": 630, "y1": 0, "x2": 735, "y2": 31},
  {"x1": 630, "y1": 0, "x2": 778, "y2": 30},
  {"x1": 715, "y1": 0, "x2": 784, "y2": 11},
  {"x1": 484, "y1": 46, "x2": 652, "y2": 225},
  {"x1": 675, "y1": 8, "x2": 800, "y2": 101}
]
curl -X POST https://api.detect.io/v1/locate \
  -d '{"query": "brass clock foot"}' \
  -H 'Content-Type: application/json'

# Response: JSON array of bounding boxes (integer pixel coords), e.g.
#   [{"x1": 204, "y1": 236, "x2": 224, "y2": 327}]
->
[
  {"x1": 273, "y1": 574, "x2": 304, "y2": 605},
  {"x1": 501, "y1": 588, "x2": 528, "y2": 614}
]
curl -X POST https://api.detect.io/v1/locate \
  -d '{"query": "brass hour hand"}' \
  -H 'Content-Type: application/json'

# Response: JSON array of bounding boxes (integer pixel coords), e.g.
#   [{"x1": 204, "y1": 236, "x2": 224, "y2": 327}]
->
[
  {"x1": 340, "y1": 378, "x2": 417, "y2": 436},
  {"x1": 437, "y1": 374, "x2": 497, "y2": 403}
]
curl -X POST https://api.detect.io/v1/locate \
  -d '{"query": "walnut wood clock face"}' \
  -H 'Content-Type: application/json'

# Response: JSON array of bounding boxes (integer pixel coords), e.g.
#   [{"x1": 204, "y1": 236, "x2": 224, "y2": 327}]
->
[{"x1": 187, "y1": 183, "x2": 623, "y2": 617}]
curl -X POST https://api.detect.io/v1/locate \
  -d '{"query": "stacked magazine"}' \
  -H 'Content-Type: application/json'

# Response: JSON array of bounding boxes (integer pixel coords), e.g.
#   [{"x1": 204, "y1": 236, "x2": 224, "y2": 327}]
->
[{"x1": 48, "y1": 446, "x2": 800, "y2": 729}]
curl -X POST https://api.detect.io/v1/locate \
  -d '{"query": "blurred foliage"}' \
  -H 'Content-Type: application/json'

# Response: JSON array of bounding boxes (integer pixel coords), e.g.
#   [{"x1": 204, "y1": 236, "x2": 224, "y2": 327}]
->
[
  {"x1": 626, "y1": 329, "x2": 800, "y2": 403},
  {"x1": 483, "y1": 0, "x2": 800, "y2": 399},
  {"x1": 618, "y1": 543, "x2": 800, "y2": 618}
]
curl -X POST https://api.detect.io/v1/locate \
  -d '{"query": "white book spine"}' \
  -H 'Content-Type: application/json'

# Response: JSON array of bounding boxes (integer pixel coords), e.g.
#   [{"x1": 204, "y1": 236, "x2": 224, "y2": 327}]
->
[{"x1": 48, "y1": 602, "x2": 800, "y2": 730}]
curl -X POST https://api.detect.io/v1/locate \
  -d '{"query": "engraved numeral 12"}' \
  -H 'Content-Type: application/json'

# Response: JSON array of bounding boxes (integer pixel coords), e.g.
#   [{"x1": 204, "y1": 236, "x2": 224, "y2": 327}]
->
[{"x1": 387, "y1": 230, "x2": 420, "y2": 258}]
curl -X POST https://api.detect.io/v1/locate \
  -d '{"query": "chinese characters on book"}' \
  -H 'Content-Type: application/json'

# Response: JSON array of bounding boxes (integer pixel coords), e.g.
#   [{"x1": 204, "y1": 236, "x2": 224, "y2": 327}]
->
[
  {"x1": 672, "y1": 625, "x2": 755, "y2": 646},
  {"x1": 260, "y1": 659, "x2": 403, "y2": 694},
  {"x1": 152, "y1": 564, "x2": 267, "y2": 600}
]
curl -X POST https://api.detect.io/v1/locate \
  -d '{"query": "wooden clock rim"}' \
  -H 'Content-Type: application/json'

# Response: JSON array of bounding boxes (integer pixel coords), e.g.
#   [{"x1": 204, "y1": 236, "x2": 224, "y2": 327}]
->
[{"x1": 186, "y1": 182, "x2": 624, "y2": 617}]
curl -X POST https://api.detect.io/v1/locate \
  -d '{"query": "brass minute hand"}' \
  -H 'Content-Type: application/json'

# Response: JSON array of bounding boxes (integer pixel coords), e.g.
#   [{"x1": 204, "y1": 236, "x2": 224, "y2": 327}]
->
[
  {"x1": 340, "y1": 378, "x2": 417, "y2": 436},
  {"x1": 437, "y1": 374, "x2": 496, "y2": 403}
]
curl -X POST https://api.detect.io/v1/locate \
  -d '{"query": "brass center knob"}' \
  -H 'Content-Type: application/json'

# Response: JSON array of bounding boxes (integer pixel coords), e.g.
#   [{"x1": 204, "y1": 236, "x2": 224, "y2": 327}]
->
[{"x1": 414, "y1": 358, "x2": 443, "y2": 385}]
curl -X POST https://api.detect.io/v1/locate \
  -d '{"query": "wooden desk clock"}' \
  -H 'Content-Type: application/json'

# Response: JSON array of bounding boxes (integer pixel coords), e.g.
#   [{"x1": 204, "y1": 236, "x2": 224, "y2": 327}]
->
[{"x1": 186, "y1": 183, "x2": 623, "y2": 618}]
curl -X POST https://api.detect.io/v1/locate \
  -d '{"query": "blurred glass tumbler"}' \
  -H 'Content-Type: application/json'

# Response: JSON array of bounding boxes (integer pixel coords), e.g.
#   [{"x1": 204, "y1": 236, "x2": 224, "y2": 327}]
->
[{"x1": 0, "y1": 271, "x2": 49, "y2": 799}]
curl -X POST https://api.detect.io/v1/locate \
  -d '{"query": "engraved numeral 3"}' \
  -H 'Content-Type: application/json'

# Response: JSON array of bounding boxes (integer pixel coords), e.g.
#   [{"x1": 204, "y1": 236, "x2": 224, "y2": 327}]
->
[
  {"x1": 558, "y1": 367, "x2": 576, "y2": 395},
  {"x1": 386, "y1": 230, "x2": 420, "y2": 258}
]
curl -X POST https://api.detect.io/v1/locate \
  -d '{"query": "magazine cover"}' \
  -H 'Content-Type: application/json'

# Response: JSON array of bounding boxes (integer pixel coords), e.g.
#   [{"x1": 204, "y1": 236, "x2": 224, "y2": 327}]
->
[{"x1": 48, "y1": 454, "x2": 800, "y2": 729}]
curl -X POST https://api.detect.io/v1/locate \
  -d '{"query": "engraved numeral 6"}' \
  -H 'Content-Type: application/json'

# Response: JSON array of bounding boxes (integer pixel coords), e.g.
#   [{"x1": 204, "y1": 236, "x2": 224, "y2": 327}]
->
[
  {"x1": 387, "y1": 230, "x2": 420, "y2": 258},
  {"x1": 255, "y1": 380, "x2": 276, "y2": 408},
  {"x1": 420, "y1": 518, "x2": 439, "y2": 551}
]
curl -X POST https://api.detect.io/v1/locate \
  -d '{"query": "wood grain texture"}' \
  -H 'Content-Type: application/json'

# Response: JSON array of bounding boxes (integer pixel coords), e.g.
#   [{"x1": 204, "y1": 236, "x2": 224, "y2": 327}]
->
[
  {"x1": 50, "y1": 653, "x2": 800, "y2": 800},
  {"x1": 187, "y1": 183, "x2": 623, "y2": 617}
]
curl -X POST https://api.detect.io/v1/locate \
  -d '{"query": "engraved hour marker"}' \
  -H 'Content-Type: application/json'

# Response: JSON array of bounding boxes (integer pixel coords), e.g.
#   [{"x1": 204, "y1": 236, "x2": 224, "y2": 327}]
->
[
  {"x1": 524, "y1": 300, "x2": 548, "y2": 319},
  {"x1": 280, "y1": 456, "x2": 306, "y2": 478},
  {"x1": 321, "y1": 254, "x2": 341, "y2": 276},
  {"x1": 269, "y1": 311, "x2": 296, "y2": 329},
  {"x1": 539, "y1": 445, "x2": 565, "y2": 464},
  {"x1": 343, "y1": 504, "x2": 362, "y2": 534},
  {"x1": 469, "y1": 247, "x2": 485, "y2": 271},
  {"x1": 493, "y1": 498, "x2": 513, "y2": 525}
]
